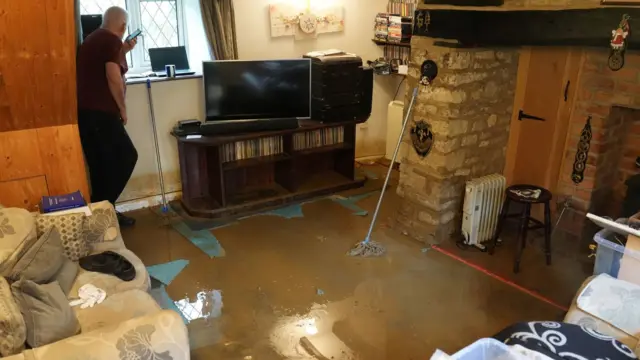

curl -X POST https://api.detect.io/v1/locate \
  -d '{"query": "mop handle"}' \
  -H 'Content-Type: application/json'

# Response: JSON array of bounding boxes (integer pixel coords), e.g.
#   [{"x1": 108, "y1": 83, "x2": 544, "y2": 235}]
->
[
  {"x1": 364, "y1": 88, "x2": 419, "y2": 242},
  {"x1": 146, "y1": 79, "x2": 168, "y2": 210}
]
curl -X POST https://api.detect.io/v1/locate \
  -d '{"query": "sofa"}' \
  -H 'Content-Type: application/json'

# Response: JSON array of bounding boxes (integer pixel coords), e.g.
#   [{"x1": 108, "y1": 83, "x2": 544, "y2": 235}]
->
[
  {"x1": 0, "y1": 201, "x2": 189, "y2": 359},
  {"x1": 565, "y1": 273, "x2": 640, "y2": 356}
]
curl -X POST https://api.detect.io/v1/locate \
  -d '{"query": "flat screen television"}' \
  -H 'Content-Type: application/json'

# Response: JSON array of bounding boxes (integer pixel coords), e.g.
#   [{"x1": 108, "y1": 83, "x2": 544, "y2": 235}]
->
[{"x1": 203, "y1": 59, "x2": 311, "y2": 121}]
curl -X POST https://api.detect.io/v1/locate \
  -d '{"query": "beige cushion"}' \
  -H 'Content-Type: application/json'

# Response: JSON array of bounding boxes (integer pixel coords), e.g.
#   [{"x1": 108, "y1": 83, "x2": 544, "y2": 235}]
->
[
  {"x1": 8, "y1": 227, "x2": 64, "y2": 284},
  {"x1": 0, "y1": 208, "x2": 38, "y2": 277},
  {"x1": 83, "y1": 201, "x2": 119, "y2": 244},
  {"x1": 11, "y1": 279, "x2": 79, "y2": 348},
  {"x1": 35, "y1": 213, "x2": 87, "y2": 261},
  {"x1": 0, "y1": 277, "x2": 26, "y2": 357},
  {"x1": 70, "y1": 248, "x2": 150, "y2": 297},
  {"x1": 74, "y1": 289, "x2": 160, "y2": 333}
]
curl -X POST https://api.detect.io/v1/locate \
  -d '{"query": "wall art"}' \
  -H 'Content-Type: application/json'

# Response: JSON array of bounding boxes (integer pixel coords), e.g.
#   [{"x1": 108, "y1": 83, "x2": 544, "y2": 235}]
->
[
  {"x1": 571, "y1": 116, "x2": 592, "y2": 185},
  {"x1": 269, "y1": 3, "x2": 344, "y2": 38},
  {"x1": 410, "y1": 120, "x2": 434, "y2": 157}
]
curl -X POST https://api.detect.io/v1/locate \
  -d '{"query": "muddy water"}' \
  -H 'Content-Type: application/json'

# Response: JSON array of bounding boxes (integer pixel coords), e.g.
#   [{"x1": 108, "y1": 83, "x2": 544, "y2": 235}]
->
[{"x1": 121, "y1": 167, "x2": 565, "y2": 359}]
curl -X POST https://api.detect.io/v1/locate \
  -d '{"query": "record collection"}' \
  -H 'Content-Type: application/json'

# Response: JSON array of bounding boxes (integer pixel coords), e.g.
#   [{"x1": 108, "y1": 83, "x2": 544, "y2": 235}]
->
[
  {"x1": 221, "y1": 136, "x2": 284, "y2": 162},
  {"x1": 293, "y1": 126, "x2": 345, "y2": 151}
]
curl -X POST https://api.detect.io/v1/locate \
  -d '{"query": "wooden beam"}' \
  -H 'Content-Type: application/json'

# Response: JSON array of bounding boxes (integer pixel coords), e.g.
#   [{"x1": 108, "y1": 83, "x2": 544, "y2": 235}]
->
[{"x1": 413, "y1": 8, "x2": 640, "y2": 48}]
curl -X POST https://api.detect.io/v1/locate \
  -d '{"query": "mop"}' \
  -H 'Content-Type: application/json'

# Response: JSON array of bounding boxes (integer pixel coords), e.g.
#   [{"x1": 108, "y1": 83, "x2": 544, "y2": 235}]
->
[
  {"x1": 146, "y1": 79, "x2": 180, "y2": 226},
  {"x1": 348, "y1": 87, "x2": 419, "y2": 257}
]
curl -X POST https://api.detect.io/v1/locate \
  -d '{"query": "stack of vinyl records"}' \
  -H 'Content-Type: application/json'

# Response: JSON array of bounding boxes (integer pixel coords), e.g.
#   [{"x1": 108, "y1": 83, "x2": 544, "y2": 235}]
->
[{"x1": 303, "y1": 51, "x2": 373, "y2": 123}]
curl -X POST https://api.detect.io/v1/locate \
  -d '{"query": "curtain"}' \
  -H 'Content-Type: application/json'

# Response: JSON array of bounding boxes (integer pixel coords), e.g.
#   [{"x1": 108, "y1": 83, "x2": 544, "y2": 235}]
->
[{"x1": 199, "y1": 0, "x2": 238, "y2": 60}]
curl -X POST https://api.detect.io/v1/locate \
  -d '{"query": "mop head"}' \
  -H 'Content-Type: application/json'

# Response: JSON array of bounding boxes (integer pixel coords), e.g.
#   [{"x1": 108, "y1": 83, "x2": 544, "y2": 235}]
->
[
  {"x1": 154, "y1": 206, "x2": 182, "y2": 227},
  {"x1": 347, "y1": 240, "x2": 386, "y2": 257}
]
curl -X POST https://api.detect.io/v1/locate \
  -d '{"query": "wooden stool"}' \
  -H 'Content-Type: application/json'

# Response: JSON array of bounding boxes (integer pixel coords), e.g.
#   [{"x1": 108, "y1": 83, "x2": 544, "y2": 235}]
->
[{"x1": 490, "y1": 184, "x2": 552, "y2": 273}]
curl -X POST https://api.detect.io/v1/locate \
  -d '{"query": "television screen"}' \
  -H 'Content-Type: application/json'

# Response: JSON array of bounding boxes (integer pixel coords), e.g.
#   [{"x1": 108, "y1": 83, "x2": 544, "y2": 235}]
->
[{"x1": 203, "y1": 59, "x2": 311, "y2": 121}]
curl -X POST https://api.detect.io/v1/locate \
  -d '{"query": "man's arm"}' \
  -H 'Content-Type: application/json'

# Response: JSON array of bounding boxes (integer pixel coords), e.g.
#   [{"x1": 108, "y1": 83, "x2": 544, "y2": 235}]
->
[{"x1": 105, "y1": 62, "x2": 127, "y2": 124}]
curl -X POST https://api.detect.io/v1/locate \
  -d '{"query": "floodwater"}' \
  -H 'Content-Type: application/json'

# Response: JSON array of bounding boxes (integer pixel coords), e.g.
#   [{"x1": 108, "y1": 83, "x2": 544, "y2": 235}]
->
[{"x1": 122, "y1": 165, "x2": 578, "y2": 359}]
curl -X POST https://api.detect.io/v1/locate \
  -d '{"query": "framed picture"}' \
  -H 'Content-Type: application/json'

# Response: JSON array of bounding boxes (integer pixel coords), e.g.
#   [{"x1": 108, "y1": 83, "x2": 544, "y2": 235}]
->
[{"x1": 601, "y1": 0, "x2": 640, "y2": 4}]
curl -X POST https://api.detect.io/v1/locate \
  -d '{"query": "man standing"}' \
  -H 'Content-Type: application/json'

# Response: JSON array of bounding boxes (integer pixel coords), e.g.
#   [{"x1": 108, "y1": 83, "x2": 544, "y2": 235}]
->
[{"x1": 77, "y1": 6, "x2": 138, "y2": 226}]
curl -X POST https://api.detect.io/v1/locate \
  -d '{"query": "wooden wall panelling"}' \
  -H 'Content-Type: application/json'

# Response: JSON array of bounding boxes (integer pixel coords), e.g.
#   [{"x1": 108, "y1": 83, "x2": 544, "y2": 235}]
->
[
  {"x1": 0, "y1": 129, "x2": 44, "y2": 182},
  {"x1": 36, "y1": 125, "x2": 89, "y2": 199},
  {"x1": 46, "y1": 0, "x2": 77, "y2": 126},
  {"x1": 0, "y1": 176, "x2": 49, "y2": 210},
  {"x1": 0, "y1": 0, "x2": 76, "y2": 132}
]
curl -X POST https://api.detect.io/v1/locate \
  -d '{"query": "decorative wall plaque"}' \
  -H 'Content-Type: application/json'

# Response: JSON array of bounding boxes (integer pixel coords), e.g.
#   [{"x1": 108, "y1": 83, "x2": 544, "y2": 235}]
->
[
  {"x1": 571, "y1": 116, "x2": 592, "y2": 184},
  {"x1": 420, "y1": 60, "x2": 438, "y2": 86},
  {"x1": 410, "y1": 120, "x2": 434, "y2": 157},
  {"x1": 609, "y1": 14, "x2": 631, "y2": 71}
]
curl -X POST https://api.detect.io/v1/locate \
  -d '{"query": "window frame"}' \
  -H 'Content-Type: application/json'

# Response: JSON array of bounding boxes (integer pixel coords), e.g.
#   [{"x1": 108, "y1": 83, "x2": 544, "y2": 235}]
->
[{"x1": 80, "y1": 0, "x2": 188, "y2": 73}]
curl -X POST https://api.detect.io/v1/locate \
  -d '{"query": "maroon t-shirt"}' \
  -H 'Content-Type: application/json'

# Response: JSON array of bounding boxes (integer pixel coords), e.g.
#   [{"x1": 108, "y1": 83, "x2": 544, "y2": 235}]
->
[{"x1": 77, "y1": 28, "x2": 127, "y2": 115}]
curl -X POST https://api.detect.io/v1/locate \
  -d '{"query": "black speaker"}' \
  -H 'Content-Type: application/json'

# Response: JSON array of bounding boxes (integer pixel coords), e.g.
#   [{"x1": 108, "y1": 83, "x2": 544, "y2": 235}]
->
[
  {"x1": 81, "y1": 14, "x2": 102, "y2": 41},
  {"x1": 310, "y1": 66, "x2": 373, "y2": 124}
]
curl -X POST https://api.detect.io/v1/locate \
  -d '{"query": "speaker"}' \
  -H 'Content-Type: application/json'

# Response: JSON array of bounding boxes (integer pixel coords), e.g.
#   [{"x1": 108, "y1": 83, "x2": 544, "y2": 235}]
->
[
  {"x1": 81, "y1": 14, "x2": 102, "y2": 41},
  {"x1": 311, "y1": 66, "x2": 373, "y2": 124}
]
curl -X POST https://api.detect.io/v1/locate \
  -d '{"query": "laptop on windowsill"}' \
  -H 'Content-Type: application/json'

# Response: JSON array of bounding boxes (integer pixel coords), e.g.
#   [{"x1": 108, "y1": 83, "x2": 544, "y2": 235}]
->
[{"x1": 149, "y1": 46, "x2": 196, "y2": 77}]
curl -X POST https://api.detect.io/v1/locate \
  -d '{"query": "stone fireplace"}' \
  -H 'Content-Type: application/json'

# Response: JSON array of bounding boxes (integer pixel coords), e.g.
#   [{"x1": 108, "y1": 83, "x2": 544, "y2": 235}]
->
[{"x1": 394, "y1": 3, "x2": 640, "y2": 246}]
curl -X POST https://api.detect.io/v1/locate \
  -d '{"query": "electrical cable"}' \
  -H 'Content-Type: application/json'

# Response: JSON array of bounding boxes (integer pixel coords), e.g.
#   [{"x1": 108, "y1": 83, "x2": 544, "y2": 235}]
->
[{"x1": 393, "y1": 76, "x2": 406, "y2": 100}]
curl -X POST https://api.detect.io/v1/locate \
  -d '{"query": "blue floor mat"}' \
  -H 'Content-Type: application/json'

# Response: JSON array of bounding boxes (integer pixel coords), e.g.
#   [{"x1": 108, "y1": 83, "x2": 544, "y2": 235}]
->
[
  {"x1": 172, "y1": 222, "x2": 226, "y2": 258},
  {"x1": 147, "y1": 259, "x2": 189, "y2": 286}
]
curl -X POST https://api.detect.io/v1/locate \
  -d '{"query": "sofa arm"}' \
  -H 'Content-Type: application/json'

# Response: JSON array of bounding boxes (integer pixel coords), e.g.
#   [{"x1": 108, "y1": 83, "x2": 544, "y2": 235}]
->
[{"x1": 5, "y1": 310, "x2": 189, "y2": 360}]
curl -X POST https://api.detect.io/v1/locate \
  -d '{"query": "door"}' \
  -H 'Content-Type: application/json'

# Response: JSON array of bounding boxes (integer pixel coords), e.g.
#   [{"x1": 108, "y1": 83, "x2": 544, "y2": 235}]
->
[{"x1": 505, "y1": 47, "x2": 582, "y2": 196}]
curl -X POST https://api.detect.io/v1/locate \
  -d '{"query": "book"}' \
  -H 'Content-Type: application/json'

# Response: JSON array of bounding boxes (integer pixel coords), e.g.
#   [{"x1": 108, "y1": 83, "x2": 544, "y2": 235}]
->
[
  {"x1": 40, "y1": 206, "x2": 93, "y2": 217},
  {"x1": 41, "y1": 190, "x2": 86, "y2": 214}
]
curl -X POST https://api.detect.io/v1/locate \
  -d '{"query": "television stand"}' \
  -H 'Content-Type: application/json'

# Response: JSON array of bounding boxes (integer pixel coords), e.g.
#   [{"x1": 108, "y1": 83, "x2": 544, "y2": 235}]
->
[{"x1": 173, "y1": 119, "x2": 366, "y2": 218}]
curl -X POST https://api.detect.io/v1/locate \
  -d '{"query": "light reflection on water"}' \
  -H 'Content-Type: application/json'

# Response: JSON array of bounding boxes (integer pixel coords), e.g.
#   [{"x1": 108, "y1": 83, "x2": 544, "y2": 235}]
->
[{"x1": 174, "y1": 289, "x2": 223, "y2": 323}]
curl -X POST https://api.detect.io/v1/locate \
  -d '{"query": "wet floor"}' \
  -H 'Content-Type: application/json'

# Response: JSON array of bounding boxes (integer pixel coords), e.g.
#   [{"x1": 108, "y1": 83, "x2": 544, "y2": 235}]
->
[{"x1": 121, "y1": 165, "x2": 586, "y2": 359}]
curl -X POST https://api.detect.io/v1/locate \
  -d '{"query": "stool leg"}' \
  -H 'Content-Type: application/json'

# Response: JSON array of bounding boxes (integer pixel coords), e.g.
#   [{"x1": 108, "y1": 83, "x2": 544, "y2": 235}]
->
[
  {"x1": 514, "y1": 203, "x2": 531, "y2": 273},
  {"x1": 490, "y1": 198, "x2": 510, "y2": 255},
  {"x1": 544, "y1": 200, "x2": 552, "y2": 265}
]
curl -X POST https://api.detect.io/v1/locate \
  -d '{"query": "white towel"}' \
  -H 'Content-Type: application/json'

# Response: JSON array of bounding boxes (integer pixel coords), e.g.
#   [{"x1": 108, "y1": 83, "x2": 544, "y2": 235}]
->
[{"x1": 69, "y1": 284, "x2": 107, "y2": 309}]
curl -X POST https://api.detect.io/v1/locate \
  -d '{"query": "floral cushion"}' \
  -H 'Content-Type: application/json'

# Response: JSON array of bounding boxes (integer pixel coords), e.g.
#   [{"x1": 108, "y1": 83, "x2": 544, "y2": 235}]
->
[
  {"x1": 73, "y1": 290, "x2": 160, "y2": 333},
  {"x1": 0, "y1": 208, "x2": 38, "y2": 277},
  {"x1": 576, "y1": 274, "x2": 640, "y2": 336},
  {"x1": 69, "y1": 248, "x2": 150, "y2": 298},
  {"x1": 565, "y1": 274, "x2": 640, "y2": 355},
  {"x1": 83, "y1": 201, "x2": 119, "y2": 244},
  {"x1": 4, "y1": 310, "x2": 189, "y2": 360},
  {"x1": 0, "y1": 277, "x2": 26, "y2": 357}
]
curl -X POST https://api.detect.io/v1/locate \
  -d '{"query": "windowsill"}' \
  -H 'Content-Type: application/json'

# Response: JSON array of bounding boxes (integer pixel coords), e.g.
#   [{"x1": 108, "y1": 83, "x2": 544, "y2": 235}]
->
[{"x1": 125, "y1": 72, "x2": 203, "y2": 85}]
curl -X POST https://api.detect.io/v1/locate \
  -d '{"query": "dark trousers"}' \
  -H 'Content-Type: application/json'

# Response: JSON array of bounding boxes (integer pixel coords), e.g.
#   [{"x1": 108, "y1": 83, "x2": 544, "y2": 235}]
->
[{"x1": 78, "y1": 110, "x2": 138, "y2": 205}]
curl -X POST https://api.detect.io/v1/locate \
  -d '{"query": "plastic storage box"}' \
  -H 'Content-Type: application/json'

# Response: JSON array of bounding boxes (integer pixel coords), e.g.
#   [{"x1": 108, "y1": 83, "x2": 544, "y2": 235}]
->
[{"x1": 593, "y1": 218, "x2": 640, "y2": 278}]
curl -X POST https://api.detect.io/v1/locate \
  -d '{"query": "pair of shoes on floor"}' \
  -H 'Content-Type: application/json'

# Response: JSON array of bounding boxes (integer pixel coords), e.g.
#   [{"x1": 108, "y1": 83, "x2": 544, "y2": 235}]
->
[
  {"x1": 79, "y1": 251, "x2": 136, "y2": 282},
  {"x1": 116, "y1": 211, "x2": 136, "y2": 227}
]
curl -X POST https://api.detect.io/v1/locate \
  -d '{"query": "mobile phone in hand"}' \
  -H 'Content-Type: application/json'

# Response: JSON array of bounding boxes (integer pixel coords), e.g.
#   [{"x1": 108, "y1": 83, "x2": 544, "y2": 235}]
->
[{"x1": 125, "y1": 29, "x2": 142, "y2": 43}]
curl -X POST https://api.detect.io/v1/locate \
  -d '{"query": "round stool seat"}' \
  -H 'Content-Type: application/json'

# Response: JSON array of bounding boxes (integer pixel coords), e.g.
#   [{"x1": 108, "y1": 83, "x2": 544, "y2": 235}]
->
[{"x1": 505, "y1": 184, "x2": 552, "y2": 204}]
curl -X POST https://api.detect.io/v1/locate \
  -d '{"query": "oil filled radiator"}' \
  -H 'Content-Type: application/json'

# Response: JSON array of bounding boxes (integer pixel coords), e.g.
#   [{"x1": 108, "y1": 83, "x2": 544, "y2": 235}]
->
[{"x1": 461, "y1": 174, "x2": 506, "y2": 250}]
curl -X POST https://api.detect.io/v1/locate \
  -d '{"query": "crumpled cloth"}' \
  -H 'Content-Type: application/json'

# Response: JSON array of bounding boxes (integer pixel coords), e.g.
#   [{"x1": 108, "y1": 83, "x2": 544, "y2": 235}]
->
[{"x1": 69, "y1": 284, "x2": 106, "y2": 309}]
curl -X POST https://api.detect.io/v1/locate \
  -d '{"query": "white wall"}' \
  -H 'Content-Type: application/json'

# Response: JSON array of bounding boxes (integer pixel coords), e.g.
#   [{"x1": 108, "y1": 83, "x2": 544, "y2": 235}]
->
[
  {"x1": 118, "y1": 0, "x2": 400, "y2": 203},
  {"x1": 120, "y1": 78, "x2": 204, "y2": 203},
  {"x1": 234, "y1": 0, "x2": 401, "y2": 157}
]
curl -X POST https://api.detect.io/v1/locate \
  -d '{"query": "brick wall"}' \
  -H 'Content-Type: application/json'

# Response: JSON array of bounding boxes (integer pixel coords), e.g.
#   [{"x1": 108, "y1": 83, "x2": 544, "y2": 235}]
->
[
  {"x1": 555, "y1": 51, "x2": 640, "y2": 242},
  {"x1": 398, "y1": 0, "x2": 638, "y2": 245}
]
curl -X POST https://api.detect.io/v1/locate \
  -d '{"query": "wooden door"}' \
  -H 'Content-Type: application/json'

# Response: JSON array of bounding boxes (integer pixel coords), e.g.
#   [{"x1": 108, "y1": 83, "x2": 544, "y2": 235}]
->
[{"x1": 505, "y1": 48, "x2": 582, "y2": 196}]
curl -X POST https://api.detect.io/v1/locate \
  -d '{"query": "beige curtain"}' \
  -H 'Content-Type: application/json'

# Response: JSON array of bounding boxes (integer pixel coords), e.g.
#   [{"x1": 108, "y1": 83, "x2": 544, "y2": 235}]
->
[{"x1": 199, "y1": 0, "x2": 239, "y2": 60}]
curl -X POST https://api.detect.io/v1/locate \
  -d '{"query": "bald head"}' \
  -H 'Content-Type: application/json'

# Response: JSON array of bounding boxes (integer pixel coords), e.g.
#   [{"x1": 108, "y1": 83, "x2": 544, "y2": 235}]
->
[{"x1": 101, "y1": 6, "x2": 128, "y2": 39}]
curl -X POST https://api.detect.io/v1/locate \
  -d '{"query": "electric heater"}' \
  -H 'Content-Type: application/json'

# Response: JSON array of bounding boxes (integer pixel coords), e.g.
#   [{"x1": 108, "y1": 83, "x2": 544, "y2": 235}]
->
[{"x1": 461, "y1": 174, "x2": 506, "y2": 249}]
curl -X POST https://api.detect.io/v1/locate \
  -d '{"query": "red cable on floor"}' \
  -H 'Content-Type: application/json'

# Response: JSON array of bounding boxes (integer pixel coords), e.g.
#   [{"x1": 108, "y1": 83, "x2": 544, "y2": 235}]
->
[{"x1": 431, "y1": 245, "x2": 569, "y2": 312}]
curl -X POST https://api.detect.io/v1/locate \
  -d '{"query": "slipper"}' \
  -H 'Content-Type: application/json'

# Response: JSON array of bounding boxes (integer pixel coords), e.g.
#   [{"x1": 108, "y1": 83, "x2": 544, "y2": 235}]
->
[{"x1": 78, "y1": 251, "x2": 136, "y2": 282}]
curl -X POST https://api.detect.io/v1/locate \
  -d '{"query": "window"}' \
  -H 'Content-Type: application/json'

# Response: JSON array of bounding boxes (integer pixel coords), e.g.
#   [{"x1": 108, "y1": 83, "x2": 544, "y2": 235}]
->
[{"x1": 79, "y1": 0, "x2": 185, "y2": 71}]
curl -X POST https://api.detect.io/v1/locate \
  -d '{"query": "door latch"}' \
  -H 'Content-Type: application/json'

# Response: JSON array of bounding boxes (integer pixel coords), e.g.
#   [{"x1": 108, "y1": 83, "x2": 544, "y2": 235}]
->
[{"x1": 518, "y1": 110, "x2": 545, "y2": 122}]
